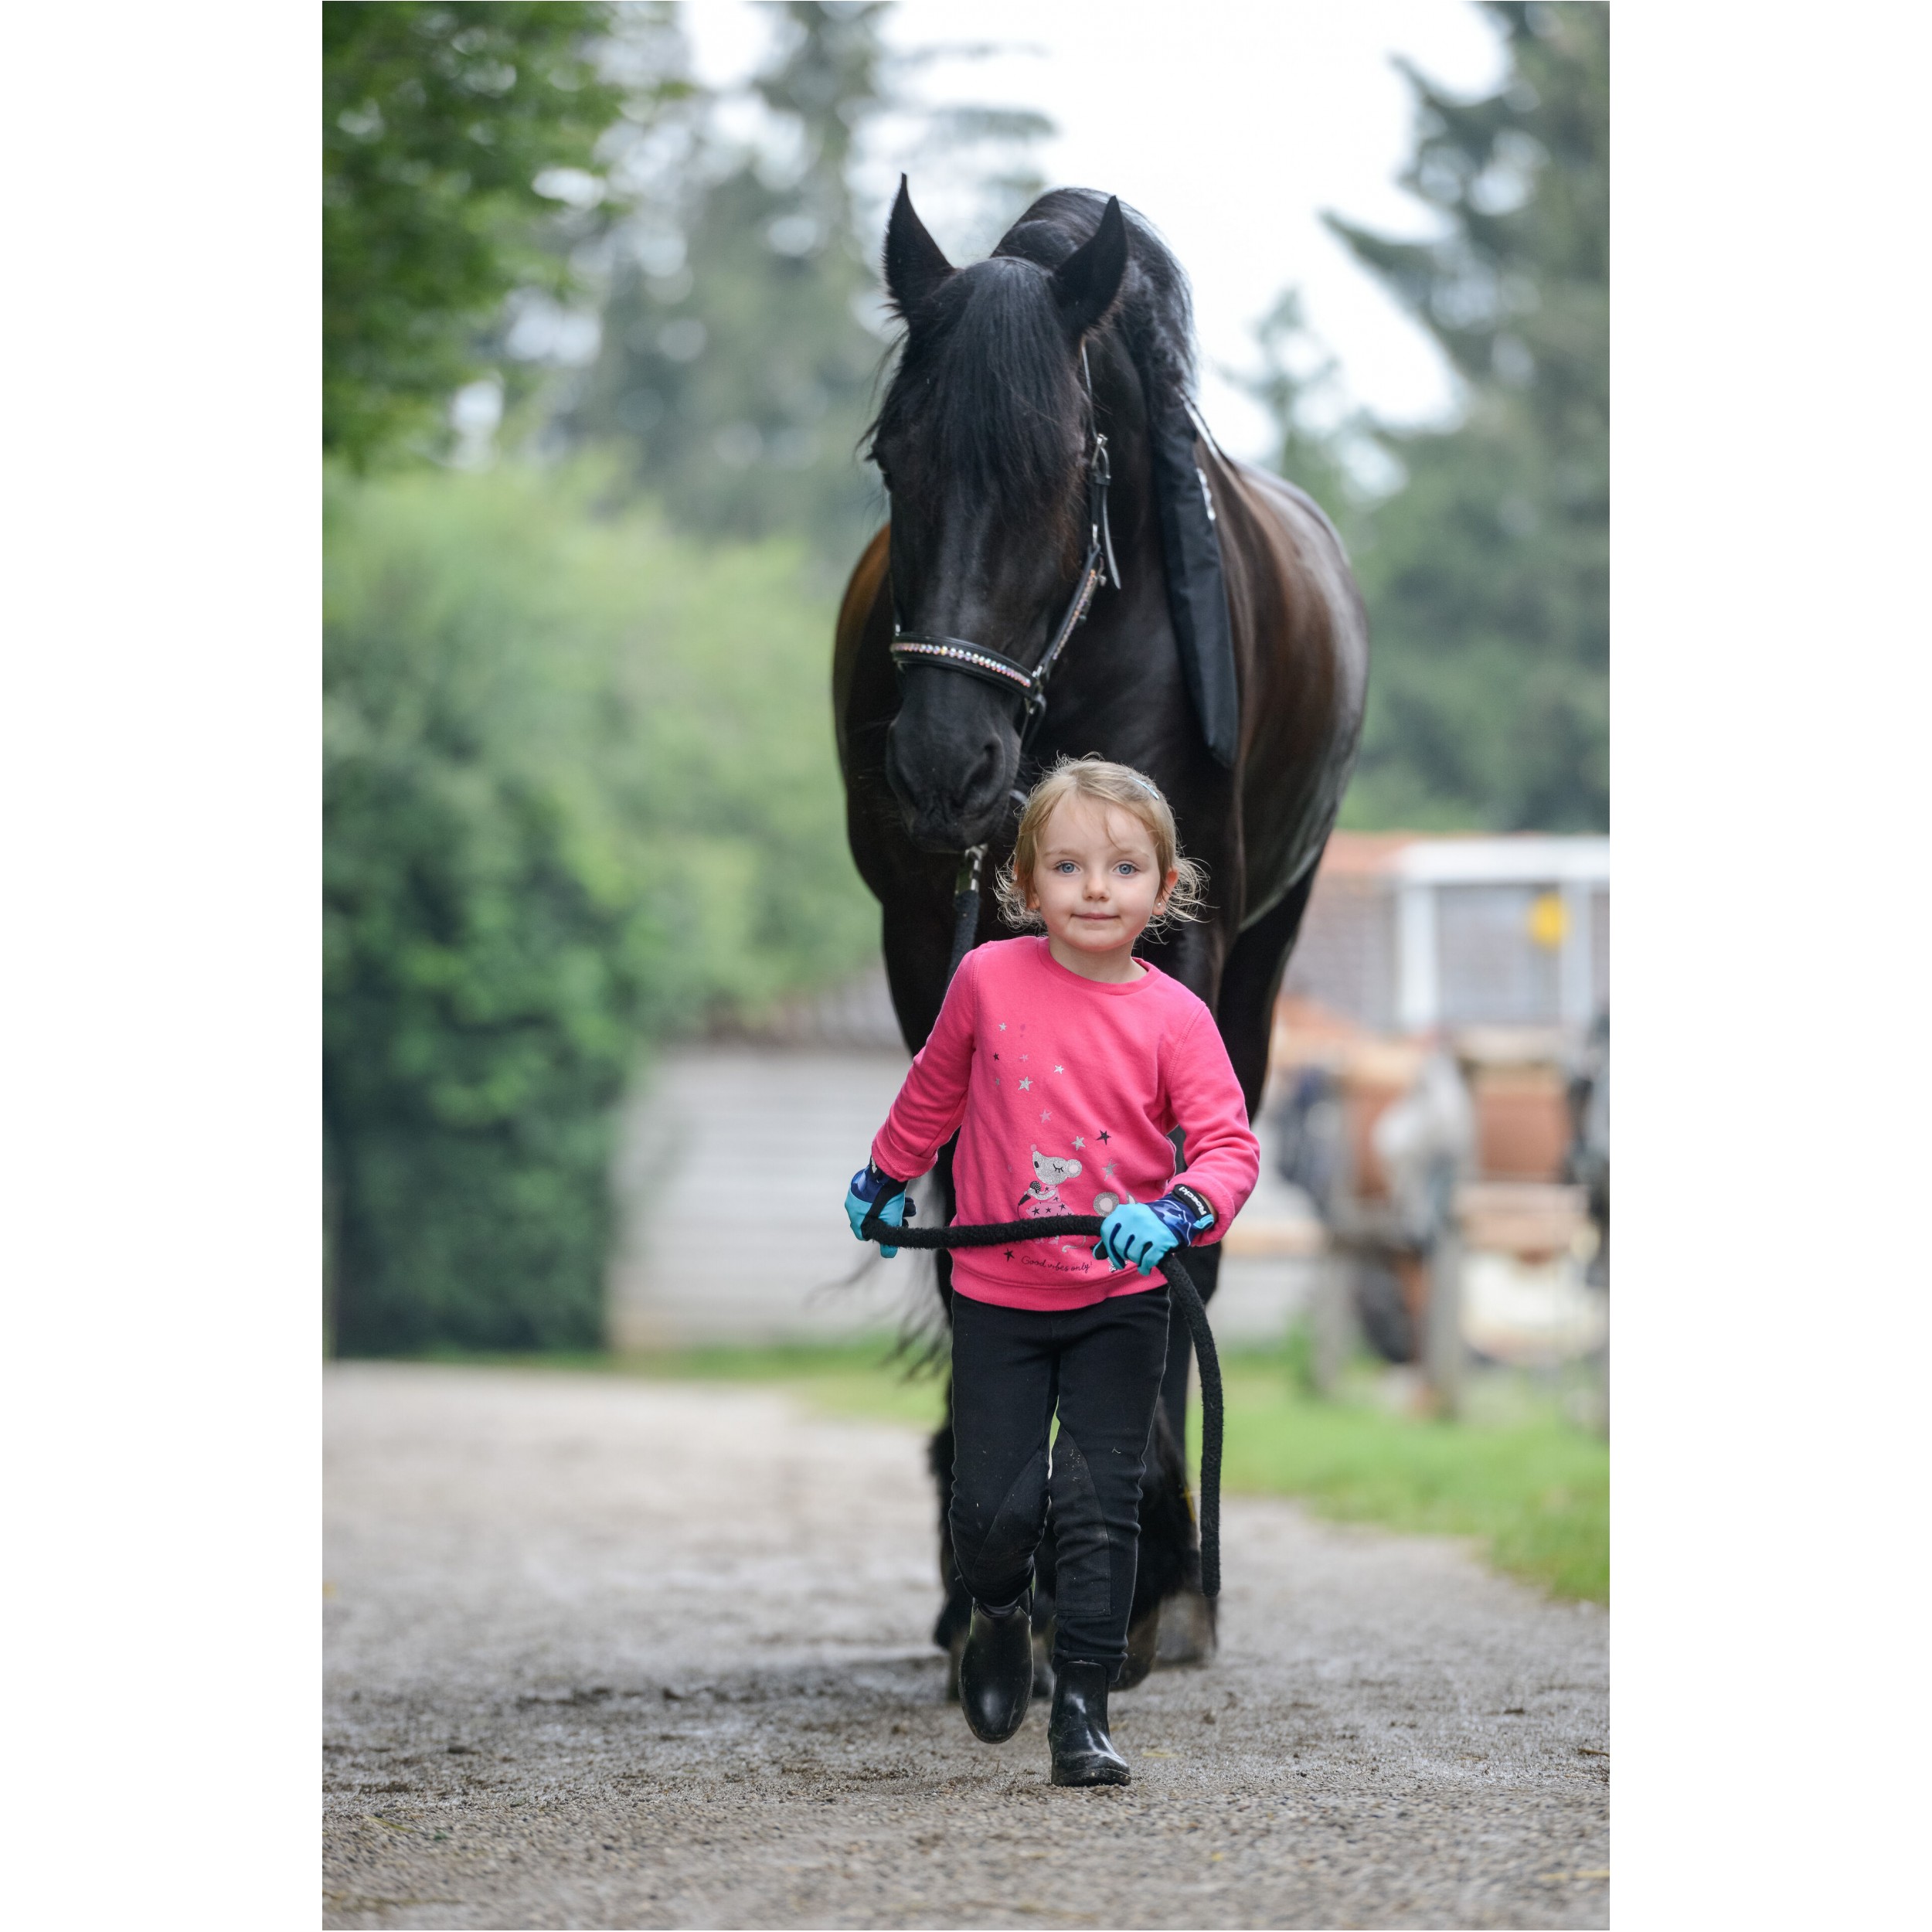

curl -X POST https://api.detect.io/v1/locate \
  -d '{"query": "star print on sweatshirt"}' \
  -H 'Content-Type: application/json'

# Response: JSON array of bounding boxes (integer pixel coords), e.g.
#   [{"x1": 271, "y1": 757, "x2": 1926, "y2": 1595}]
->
[{"x1": 869, "y1": 936, "x2": 1260, "y2": 1311}]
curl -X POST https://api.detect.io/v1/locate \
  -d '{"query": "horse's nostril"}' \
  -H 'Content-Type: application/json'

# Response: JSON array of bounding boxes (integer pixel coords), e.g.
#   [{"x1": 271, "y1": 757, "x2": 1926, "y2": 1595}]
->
[{"x1": 964, "y1": 740, "x2": 1002, "y2": 801}]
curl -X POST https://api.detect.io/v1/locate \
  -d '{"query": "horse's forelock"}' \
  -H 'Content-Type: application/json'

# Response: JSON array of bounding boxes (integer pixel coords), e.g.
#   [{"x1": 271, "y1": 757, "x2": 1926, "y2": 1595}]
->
[
  {"x1": 998, "y1": 189, "x2": 1199, "y2": 409},
  {"x1": 876, "y1": 255, "x2": 1087, "y2": 550}
]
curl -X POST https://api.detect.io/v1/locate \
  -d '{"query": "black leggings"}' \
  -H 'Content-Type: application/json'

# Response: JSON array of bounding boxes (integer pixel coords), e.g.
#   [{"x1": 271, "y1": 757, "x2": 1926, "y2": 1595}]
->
[{"x1": 947, "y1": 1286, "x2": 1171, "y2": 1675}]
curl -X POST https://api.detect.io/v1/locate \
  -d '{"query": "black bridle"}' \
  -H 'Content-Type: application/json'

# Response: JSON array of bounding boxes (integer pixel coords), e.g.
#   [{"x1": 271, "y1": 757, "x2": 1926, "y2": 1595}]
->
[{"x1": 888, "y1": 351, "x2": 1121, "y2": 756}]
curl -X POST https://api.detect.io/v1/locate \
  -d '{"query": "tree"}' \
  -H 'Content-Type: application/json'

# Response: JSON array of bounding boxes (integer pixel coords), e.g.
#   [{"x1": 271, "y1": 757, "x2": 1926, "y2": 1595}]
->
[
  {"x1": 323, "y1": 1, "x2": 635, "y2": 465},
  {"x1": 1281, "y1": 1, "x2": 1608, "y2": 832},
  {"x1": 1241, "y1": 287, "x2": 1376, "y2": 560},
  {"x1": 320, "y1": 5, "x2": 1048, "y2": 1352},
  {"x1": 569, "y1": 3, "x2": 892, "y2": 557},
  {"x1": 570, "y1": 2, "x2": 1049, "y2": 563}
]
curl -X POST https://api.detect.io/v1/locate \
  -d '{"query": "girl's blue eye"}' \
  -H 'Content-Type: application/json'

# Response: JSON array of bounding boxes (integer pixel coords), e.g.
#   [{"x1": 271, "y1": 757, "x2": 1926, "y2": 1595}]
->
[
  {"x1": 1116, "y1": 862, "x2": 1139, "y2": 876},
  {"x1": 1055, "y1": 861, "x2": 1078, "y2": 874}
]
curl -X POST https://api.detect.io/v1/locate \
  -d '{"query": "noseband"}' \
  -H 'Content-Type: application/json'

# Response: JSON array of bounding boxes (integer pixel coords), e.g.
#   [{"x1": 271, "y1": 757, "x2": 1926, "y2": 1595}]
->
[{"x1": 889, "y1": 352, "x2": 1121, "y2": 752}]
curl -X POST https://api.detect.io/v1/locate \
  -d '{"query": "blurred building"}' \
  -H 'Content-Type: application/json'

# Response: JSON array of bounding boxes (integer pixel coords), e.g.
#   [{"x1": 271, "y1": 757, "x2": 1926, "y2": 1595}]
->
[
  {"x1": 1262, "y1": 831, "x2": 1613, "y2": 1389},
  {"x1": 607, "y1": 964, "x2": 912, "y2": 1350},
  {"x1": 1282, "y1": 832, "x2": 1609, "y2": 1037}
]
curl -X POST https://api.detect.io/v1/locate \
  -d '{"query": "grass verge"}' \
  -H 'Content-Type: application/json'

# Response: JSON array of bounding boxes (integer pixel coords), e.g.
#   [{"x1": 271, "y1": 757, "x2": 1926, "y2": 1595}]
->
[{"x1": 1209, "y1": 1357, "x2": 1607, "y2": 1604}]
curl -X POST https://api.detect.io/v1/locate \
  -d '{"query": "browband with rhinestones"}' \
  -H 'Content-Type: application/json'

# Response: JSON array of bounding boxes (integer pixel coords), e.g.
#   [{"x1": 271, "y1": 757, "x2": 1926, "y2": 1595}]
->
[{"x1": 889, "y1": 636, "x2": 1036, "y2": 696}]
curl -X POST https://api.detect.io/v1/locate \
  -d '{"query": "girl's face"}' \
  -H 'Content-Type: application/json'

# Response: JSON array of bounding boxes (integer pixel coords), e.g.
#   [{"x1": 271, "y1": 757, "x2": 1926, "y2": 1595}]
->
[{"x1": 1026, "y1": 794, "x2": 1177, "y2": 980}]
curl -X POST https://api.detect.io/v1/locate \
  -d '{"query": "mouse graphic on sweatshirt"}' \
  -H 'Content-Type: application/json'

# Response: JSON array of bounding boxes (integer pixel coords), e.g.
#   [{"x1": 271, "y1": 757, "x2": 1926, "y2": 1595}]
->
[{"x1": 1018, "y1": 1146, "x2": 1083, "y2": 1217}]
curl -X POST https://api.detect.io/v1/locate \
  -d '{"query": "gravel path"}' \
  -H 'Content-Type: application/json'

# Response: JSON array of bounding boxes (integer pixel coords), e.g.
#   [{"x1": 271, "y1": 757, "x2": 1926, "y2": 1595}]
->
[{"x1": 324, "y1": 1364, "x2": 1607, "y2": 1929}]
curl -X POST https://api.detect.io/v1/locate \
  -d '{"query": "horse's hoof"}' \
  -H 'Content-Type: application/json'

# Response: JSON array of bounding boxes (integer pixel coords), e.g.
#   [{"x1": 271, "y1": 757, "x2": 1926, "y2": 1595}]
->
[
  {"x1": 1154, "y1": 1583, "x2": 1217, "y2": 1668},
  {"x1": 959, "y1": 1597, "x2": 1033, "y2": 1743},
  {"x1": 1115, "y1": 1601, "x2": 1162, "y2": 1690}
]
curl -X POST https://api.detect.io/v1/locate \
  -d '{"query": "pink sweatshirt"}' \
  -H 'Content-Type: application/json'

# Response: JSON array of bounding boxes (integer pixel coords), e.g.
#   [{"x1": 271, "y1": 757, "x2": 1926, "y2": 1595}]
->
[{"x1": 870, "y1": 936, "x2": 1260, "y2": 1310}]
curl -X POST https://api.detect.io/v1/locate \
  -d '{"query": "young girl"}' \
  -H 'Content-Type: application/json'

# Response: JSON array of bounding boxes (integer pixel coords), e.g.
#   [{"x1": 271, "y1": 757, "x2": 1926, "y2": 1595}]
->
[{"x1": 845, "y1": 757, "x2": 1260, "y2": 1787}]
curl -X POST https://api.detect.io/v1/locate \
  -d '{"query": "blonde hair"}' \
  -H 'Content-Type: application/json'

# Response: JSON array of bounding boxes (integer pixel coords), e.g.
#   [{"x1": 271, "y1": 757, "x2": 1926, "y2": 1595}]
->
[{"x1": 995, "y1": 757, "x2": 1208, "y2": 934}]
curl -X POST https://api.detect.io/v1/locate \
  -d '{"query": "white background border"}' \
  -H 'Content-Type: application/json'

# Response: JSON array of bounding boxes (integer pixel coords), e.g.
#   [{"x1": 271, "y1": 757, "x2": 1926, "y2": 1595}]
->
[{"x1": 3, "y1": 2, "x2": 1927, "y2": 1923}]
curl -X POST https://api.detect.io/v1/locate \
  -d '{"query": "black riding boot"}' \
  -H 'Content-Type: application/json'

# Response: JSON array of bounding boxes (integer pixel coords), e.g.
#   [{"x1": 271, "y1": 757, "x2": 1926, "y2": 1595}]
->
[
  {"x1": 1049, "y1": 1660, "x2": 1131, "y2": 1787},
  {"x1": 957, "y1": 1596, "x2": 1033, "y2": 1743}
]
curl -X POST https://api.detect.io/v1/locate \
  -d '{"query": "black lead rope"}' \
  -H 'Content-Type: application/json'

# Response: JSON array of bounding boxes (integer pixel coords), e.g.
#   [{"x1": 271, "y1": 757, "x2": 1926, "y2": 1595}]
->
[
  {"x1": 859, "y1": 1207, "x2": 1225, "y2": 1600},
  {"x1": 947, "y1": 845, "x2": 985, "y2": 985}
]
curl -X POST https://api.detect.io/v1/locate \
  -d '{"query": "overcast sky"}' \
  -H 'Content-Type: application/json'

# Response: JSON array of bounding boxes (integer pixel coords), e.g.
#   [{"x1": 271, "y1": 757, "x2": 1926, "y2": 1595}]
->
[{"x1": 682, "y1": 0, "x2": 1509, "y2": 460}]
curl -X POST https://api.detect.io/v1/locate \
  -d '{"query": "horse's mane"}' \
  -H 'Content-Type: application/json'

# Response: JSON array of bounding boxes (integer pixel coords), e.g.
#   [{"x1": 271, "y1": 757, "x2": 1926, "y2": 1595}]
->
[
  {"x1": 870, "y1": 189, "x2": 1197, "y2": 551},
  {"x1": 993, "y1": 188, "x2": 1198, "y2": 416}
]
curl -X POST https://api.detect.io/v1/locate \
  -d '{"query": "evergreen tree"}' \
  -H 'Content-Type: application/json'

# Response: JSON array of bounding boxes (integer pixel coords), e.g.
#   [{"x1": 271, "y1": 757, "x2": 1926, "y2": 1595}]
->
[
  {"x1": 1242, "y1": 287, "x2": 1376, "y2": 560},
  {"x1": 1295, "y1": 1, "x2": 1608, "y2": 832},
  {"x1": 569, "y1": 4, "x2": 889, "y2": 555},
  {"x1": 572, "y1": 2, "x2": 1048, "y2": 563}
]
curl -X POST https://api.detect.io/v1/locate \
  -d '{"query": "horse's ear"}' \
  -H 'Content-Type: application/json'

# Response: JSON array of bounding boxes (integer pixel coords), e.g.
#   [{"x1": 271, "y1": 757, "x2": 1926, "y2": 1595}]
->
[
  {"x1": 1051, "y1": 195, "x2": 1128, "y2": 338},
  {"x1": 883, "y1": 175, "x2": 954, "y2": 321}
]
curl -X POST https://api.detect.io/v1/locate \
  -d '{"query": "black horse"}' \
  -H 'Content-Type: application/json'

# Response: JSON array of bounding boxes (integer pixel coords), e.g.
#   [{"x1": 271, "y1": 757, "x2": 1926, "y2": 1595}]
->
[{"x1": 835, "y1": 183, "x2": 1368, "y2": 1676}]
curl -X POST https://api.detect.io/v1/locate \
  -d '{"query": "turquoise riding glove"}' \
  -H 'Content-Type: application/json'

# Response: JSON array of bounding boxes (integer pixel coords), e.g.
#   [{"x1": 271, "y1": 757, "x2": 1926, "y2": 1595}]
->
[
  {"x1": 1093, "y1": 1190, "x2": 1215, "y2": 1275},
  {"x1": 846, "y1": 1163, "x2": 913, "y2": 1258}
]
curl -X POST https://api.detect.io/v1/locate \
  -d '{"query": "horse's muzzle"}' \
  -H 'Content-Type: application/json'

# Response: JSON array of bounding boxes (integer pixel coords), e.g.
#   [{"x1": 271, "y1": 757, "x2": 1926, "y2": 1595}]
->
[{"x1": 884, "y1": 715, "x2": 1016, "y2": 853}]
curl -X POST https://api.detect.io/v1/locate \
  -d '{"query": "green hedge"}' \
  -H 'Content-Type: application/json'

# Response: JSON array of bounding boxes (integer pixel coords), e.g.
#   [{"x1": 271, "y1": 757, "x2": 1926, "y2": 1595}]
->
[{"x1": 324, "y1": 461, "x2": 876, "y2": 1352}]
